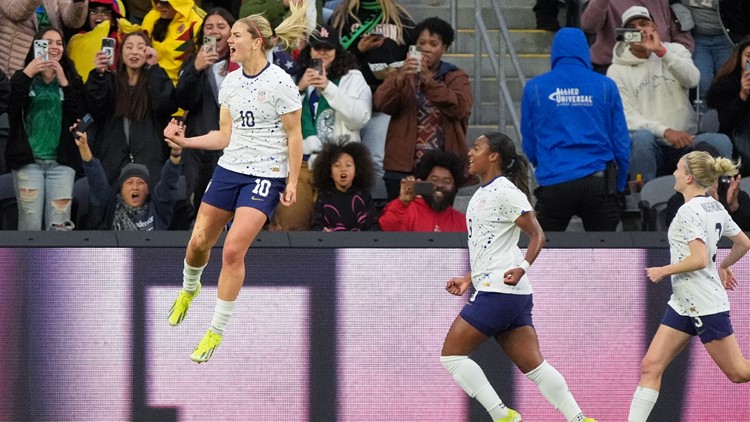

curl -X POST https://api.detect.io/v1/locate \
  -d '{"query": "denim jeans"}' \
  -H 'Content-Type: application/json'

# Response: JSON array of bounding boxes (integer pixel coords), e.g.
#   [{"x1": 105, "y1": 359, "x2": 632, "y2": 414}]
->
[
  {"x1": 693, "y1": 34, "x2": 734, "y2": 98},
  {"x1": 629, "y1": 129, "x2": 733, "y2": 182},
  {"x1": 12, "y1": 160, "x2": 75, "y2": 231},
  {"x1": 361, "y1": 111, "x2": 390, "y2": 200}
]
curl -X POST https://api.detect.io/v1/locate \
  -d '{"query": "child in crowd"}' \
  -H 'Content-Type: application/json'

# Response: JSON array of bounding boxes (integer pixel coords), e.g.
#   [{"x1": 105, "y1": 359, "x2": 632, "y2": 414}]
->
[{"x1": 311, "y1": 139, "x2": 379, "y2": 231}]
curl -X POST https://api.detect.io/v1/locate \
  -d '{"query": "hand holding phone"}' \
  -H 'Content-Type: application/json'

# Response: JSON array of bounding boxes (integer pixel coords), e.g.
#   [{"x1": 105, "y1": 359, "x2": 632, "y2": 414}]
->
[
  {"x1": 615, "y1": 28, "x2": 642, "y2": 43},
  {"x1": 76, "y1": 113, "x2": 94, "y2": 134},
  {"x1": 413, "y1": 180, "x2": 434, "y2": 196}
]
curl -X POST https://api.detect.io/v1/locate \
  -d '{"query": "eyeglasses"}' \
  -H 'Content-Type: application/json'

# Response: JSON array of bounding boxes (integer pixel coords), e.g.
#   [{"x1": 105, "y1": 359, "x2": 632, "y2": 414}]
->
[{"x1": 89, "y1": 8, "x2": 113, "y2": 16}]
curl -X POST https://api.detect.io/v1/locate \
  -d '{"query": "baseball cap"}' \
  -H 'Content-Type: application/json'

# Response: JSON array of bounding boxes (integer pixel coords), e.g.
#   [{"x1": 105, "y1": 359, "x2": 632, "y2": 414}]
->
[
  {"x1": 309, "y1": 25, "x2": 340, "y2": 49},
  {"x1": 621, "y1": 6, "x2": 652, "y2": 27}
]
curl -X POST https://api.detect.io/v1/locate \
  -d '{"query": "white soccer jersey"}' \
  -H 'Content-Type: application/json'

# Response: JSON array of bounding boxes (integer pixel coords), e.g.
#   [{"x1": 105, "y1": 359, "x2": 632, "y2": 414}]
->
[
  {"x1": 667, "y1": 195, "x2": 741, "y2": 316},
  {"x1": 217, "y1": 63, "x2": 302, "y2": 177},
  {"x1": 466, "y1": 176, "x2": 535, "y2": 295}
]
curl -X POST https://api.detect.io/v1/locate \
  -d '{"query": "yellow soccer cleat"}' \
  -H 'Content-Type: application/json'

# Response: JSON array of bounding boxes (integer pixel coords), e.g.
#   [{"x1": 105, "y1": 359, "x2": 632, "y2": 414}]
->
[
  {"x1": 190, "y1": 329, "x2": 222, "y2": 363},
  {"x1": 583, "y1": 418, "x2": 597, "y2": 422},
  {"x1": 168, "y1": 283, "x2": 201, "y2": 326},
  {"x1": 496, "y1": 408, "x2": 522, "y2": 422}
]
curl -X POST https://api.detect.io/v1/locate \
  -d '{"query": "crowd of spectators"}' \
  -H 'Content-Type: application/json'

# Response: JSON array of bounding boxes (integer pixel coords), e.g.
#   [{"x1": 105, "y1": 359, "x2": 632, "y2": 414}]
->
[{"x1": 0, "y1": 0, "x2": 749, "y2": 233}]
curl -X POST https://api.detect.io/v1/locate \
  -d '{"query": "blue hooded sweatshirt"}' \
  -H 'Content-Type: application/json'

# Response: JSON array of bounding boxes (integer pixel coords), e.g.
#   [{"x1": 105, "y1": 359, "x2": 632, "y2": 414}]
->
[{"x1": 521, "y1": 28, "x2": 630, "y2": 192}]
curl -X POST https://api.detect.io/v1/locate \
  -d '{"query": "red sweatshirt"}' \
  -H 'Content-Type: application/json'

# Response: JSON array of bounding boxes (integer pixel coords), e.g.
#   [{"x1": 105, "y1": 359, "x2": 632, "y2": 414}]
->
[{"x1": 379, "y1": 197, "x2": 467, "y2": 232}]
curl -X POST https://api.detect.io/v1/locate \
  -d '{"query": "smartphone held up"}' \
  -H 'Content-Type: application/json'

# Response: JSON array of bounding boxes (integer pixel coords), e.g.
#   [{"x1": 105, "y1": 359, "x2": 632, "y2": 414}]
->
[
  {"x1": 615, "y1": 28, "x2": 642, "y2": 43},
  {"x1": 34, "y1": 39, "x2": 49, "y2": 61},
  {"x1": 101, "y1": 37, "x2": 116, "y2": 66},
  {"x1": 408, "y1": 45, "x2": 422, "y2": 72},
  {"x1": 310, "y1": 58, "x2": 323, "y2": 75},
  {"x1": 203, "y1": 35, "x2": 217, "y2": 54}
]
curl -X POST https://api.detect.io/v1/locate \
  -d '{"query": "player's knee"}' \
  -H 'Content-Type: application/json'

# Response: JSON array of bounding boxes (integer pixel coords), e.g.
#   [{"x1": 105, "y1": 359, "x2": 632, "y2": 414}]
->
[
  {"x1": 188, "y1": 231, "x2": 212, "y2": 254},
  {"x1": 640, "y1": 355, "x2": 665, "y2": 377}
]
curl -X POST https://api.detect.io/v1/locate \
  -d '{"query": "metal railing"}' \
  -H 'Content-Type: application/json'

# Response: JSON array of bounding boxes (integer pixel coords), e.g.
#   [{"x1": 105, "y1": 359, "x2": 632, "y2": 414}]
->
[{"x1": 472, "y1": 0, "x2": 526, "y2": 142}]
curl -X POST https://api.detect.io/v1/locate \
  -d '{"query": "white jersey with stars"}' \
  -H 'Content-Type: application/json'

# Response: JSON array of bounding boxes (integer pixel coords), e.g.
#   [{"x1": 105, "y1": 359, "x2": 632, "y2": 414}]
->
[
  {"x1": 466, "y1": 176, "x2": 534, "y2": 295},
  {"x1": 217, "y1": 63, "x2": 302, "y2": 177},
  {"x1": 667, "y1": 195, "x2": 741, "y2": 316}
]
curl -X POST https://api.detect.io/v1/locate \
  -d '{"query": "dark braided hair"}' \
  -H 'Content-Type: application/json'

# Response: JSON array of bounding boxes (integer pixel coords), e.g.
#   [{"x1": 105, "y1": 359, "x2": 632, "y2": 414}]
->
[{"x1": 483, "y1": 132, "x2": 531, "y2": 200}]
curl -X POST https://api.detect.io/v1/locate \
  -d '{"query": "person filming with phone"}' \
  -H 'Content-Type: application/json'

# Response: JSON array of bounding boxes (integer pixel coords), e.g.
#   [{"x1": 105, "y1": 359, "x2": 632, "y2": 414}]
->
[
  {"x1": 374, "y1": 17, "x2": 473, "y2": 201},
  {"x1": 607, "y1": 6, "x2": 733, "y2": 184},
  {"x1": 70, "y1": 118, "x2": 182, "y2": 230},
  {"x1": 6, "y1": 28, "x2": 85, "y2": 231},
  {"x1": 707, "y1": 35, "x2": 750, "y2": 176},
  {"x1": 84, "y1": 30, "x2": 176, "y2": 187},
  {"x1": 379, "y1": 149, "x2": 466, "y2": 232}
]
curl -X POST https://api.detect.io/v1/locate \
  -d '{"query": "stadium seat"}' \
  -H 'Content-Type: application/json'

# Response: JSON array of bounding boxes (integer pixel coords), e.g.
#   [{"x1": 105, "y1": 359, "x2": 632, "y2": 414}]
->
[
  {"x1": 638, "y1": 175, "x2": 675, "y2": 231},
  {"x1": 0, "y1": 173, "x2": 17, "y2": 230}
]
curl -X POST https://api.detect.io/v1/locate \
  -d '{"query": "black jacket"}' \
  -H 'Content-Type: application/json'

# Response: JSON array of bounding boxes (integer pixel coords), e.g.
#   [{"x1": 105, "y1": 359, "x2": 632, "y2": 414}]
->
[
  {"x1": 0, "y1": 69, "x2": 8, "y2": 115},
  {"x1": 6, "y1": 70, "x2": 85, "y2": 172},
  {"x1": 84, "y1": 65, "x2": 176, "y2": 186},
  {"x1": 719, "y1": 0, "x2": 750, "y2": 43}
]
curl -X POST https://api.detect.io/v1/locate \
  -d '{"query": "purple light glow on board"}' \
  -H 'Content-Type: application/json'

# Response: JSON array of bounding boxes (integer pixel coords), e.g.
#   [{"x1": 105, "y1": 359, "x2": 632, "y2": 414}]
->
[
  {"x1": 25, "y1": 249, "x2": 132, "y2": 421},
  {"x1": 146, "y1": 286, "x2": 311, "y2": 421},
  {"x1": 681, "y1": 249, "x2": 750, "y2": 421},
  {"x1": 514, "y1": 249, "x2": 647, "y2": 421},
  {"x1": 336, "y1": 249, "x2": 469, "y2": 422}
]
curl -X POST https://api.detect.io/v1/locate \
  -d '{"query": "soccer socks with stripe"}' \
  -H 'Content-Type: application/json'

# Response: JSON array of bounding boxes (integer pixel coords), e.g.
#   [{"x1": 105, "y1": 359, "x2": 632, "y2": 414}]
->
[
  {"x1": 525, "y1": 360, "x2": 584, "y2": 422},
  {"x1": 182, "y1": 259, "x2": 206, "y2": 293},
  {"x1": 210, "y1": 298, "x2": 235, "y2": 335},
  {"x1": 441, "y1": 355, "x2": 511, "y2": 421},
  {"x1": 628, "y1": 386, "x2": 658, "y2": 422}
]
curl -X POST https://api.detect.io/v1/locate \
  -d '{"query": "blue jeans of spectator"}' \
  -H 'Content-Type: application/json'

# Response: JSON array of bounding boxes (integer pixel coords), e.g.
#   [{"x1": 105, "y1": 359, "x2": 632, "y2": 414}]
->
[
  {"x1": 361, "y1": 111, "x2": 390, "y2": 200},
  {"x1": 693, "y1": 34, "x2": 733, "y2": 98},
  {"x1": 12, "y1": 160, "x2": 75, "y2": 231},
  {"x1": 630, "y1": 129, "x2": 733, "y2": 182}
]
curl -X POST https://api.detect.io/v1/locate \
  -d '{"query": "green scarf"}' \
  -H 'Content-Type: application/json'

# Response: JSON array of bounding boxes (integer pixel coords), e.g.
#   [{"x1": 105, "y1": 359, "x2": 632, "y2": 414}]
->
[{"x1": 339, "y1": 1, "x2": 383, "y2": 50}]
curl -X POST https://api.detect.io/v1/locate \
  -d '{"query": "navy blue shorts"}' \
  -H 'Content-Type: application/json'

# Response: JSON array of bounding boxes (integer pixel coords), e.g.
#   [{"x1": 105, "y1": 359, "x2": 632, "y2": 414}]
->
[
  {"x1": 661, "y1": 306, "x2": 734, "y2": 344},
  {"x1": 202, "y1": 166, "x2": 286, "y2": 219},
  {"x1": 459, "y1": 291, "x2": 534, "y2": 337}
]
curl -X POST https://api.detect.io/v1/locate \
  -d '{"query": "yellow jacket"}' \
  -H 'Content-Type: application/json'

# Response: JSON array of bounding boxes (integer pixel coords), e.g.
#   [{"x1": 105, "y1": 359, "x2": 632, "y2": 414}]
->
[{"x1": 140, "y1": 0, "x2": 205, "y2": 86}]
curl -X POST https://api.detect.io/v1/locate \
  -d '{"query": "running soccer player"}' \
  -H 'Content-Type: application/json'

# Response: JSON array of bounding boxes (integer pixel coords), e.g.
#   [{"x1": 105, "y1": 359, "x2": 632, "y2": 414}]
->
[
  {"x1": 440, "y1": 132, "x2": 596, "y2": 422},
  {"x1": 628, "y1": 151, "x2": 750, "y2": 421}
]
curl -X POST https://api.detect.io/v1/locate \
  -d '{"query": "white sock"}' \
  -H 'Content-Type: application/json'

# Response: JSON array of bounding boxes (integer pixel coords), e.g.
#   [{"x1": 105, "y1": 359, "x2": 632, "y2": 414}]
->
[
  {"x1": 525, "y1": 360, "x2": 583, "y2": 422},
  {"x1": 209, "y1": 298, "x2": 235, "y2": 335},
  {"x1": 182, "y1": 259, "x2": 205, "y2": 293},
  {"x1": 440, "y1": 355, "x2": 510, "y2": 420},
  {"x1": 628, "y1": 386, "x2": 659, "y2": 422}
]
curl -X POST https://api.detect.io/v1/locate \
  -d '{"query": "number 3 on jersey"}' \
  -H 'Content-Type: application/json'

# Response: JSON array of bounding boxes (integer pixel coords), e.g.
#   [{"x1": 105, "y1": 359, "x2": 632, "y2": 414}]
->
[{"x1": 239, "y1": 110, "x2": 255, "y2": 128}]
